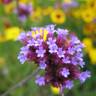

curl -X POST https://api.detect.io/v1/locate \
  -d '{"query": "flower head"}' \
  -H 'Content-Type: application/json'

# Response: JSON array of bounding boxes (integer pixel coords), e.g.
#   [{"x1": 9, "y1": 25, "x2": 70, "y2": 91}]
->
[
  {"x1": 50, "y1": 9, "x2": 66, "y2": 24},
  {"x1": 18, "y1": 25, "x2": 90, "y2": 90},
  {"x1": 14, "y1": 3, "x2": 32, "y2": 22},
  {"x1": 1, "y1": 0, "x2": 12, "y2": 4},
  {"x1": 5, "y1": 27, "x2": 21, "y2": 41}
]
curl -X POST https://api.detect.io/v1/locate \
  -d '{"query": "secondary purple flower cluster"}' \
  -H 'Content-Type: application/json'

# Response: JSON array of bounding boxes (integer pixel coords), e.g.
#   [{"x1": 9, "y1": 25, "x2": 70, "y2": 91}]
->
[
  {"x1": 1, "y1": 0, "x2": 12, "y2": 4},
  {"x1": 18, "y1": 25, "x2": 90, "y2": 90},
  {"x1": 14, "y1": 3, "x2": 32, "y2": 22}
]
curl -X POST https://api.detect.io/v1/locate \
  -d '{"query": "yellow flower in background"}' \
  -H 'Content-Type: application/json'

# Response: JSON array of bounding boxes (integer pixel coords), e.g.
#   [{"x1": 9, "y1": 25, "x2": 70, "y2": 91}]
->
[
  {"x1": 89, "y1": 48, "x2": 96, "y2": 64},
  {"x1": 64, "y1": 0, "x2": 72, "y2": 4},
  {"x1": 5, "y1": 27, "x2": 21, "y2": 41},
  {"x1": 81, "y1": 8, "x2": 95, "y2": 23},
  {"x1": 0, "y1": 57, "x2": 6, "y2": 68},
  {"x1": 19, "y1": 0, "x2": 28, "y2": 4},
  {"x1": 0, "y1": 34, "x2": 7, "y2": 42},
  {"x1": 31, "y1": 7, "x2": 42, "y2": 22},
  {"x1": 86, "y1": 0, "x2": 96, "y2": 9},
  {"x1": 43, "y1": 7, "x2": 54, "y2": 16},
  {"x1": 51, "y1": 86, "x2": 60, "y2": 95},
  {"x1": 50, "y1": 9, "x2": 66, "y2": 24},
  {"x1": 4, "y1": 2, "x2": 15, "y2": 14},
  {"x1": 83, "y1": 38, "x2": 93, "y2": 52},
  {"x1": 72, "y1": 9, "x2": 81, "y2": 19},
  {"x1": 83, "y1": 23, "x2": 94, "y2": 36}
]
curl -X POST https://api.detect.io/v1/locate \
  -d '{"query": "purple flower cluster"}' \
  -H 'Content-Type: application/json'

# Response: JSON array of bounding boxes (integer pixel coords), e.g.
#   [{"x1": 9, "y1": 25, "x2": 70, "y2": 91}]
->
[
  {"x1": 14, "y1": 3, "x2": 32, "y2": 22},
  {"x1": 1, "y1": 0, "x2": 12, "y2": 4},
  {"x1": 18, "y1": 25, "x2": 91, "y2": 90},
  {"x1": 62, "y1": 0, "x2": 78, "y2": 11}
]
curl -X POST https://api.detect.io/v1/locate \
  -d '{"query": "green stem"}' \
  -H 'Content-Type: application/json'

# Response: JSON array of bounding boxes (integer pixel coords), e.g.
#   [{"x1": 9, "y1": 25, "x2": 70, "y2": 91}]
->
[{"x1": 1, "y1": 67, "x2": 40, "y2": 96}]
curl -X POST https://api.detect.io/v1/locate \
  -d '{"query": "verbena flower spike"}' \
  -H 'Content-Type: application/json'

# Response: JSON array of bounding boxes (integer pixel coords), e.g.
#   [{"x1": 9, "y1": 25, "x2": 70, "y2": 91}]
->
[{"x1": 18, "y1": 25, "x2": 91, "y2": 93}]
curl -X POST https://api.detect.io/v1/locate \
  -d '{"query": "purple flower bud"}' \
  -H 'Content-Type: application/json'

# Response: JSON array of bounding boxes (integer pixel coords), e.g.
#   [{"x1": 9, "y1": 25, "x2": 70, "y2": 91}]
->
[
  {"x1": 79, "y1": 61, "x2": 85, "y2": 68},
  {"x1": 18, "y1": 32, "x2": 26, "y2": 41},
  {"x1": 36, "y1": 47, "x2": 46, "y2": 58},
  {"x1": 34, "y1": 39, "x2": 43, "y2": 47},
  {"x1": 75, "y1": 44, "x2": 84, "y2": 52},
  {"x1": 27, "y1": 39, "x2": 35, "y2": 47},
  {"x1": 35, "y1": 76, "x2": 45, "y2": 86},
  {"x1": 46, "y1": 24, "x2": 56, "y2": 33},
  {"x1": 47, "y1": 37, "x2": 56, "y2": 45},
  {"x1": 67, "y1": 47, "x2": 75, "y2": 55},
  {"x1": 39, "y1": 60, "x2": 47, "y2": 70},
  {"x1": 61, "y1": 68, "x2": 70, "y2": 78},
  {"x1": 57, "y1": 28, "x2": 68, "y2": 36},
  {"x1": 65, "y1": 80, "x2": 74, "y2": 89},
  {"x1": 79, "y1": 71, "x2": 91, "y2": 83},
  {"x1": 70, "y1": 35, "x2": 80, "y2": 44},
  {"x1": 57, "y1": 48, "x2": 65, "y2": 58},
  {"x1": 20, "y1": 46, "x2": 29, "y2": 54},
  {"x1": 49, "y1": 44, "x2": 58, "y2": 53},
  {"x1": 18, "y1": 54, "x2": 27, "y2": 64},
  {"x1": 14, "y1": 3, "x2": 33, "y2": 22},
  {"x1": 62, "y1": 56, "x2": 70, "y2": 64},
  {"x1": 71, "y1": 57, "x2": 78, "y2": 65}
]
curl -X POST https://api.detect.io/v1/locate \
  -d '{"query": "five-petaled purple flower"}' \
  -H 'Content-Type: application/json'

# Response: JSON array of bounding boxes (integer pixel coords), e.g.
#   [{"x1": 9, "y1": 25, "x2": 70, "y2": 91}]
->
[
  {"x1": 49, "y1": 44, "x2": 58, "y2": 53},
  {"x1": 65, "y1": 80, "x2": 74, "y2": 89},
  {"x1": 57, "y1": 48, "x2": 65, "y2": 58},
  {"x1": 35, "y1": 76, "x2": 45, "y2": 86},
  {"x1": 79, "y1": 71, "x2": 91, "y2": 83},
  {"x1": 61, "y1": 68, "x2": 70, "y2": 78},
  {"x1": 47, "y1": 37, "x2": 56, "y2": 45},
  {"x1": 62, "y1": 56, "x2": 70, "y2": 64},
  {"x1": 36, "y1": 47, "x2": 46, "y2": 58}
]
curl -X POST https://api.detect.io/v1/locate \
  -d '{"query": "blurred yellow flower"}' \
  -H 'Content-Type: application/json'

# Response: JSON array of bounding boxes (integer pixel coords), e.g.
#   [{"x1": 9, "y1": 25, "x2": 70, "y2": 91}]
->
[
  {"x1": 86, "y1": 0, "x2": 96, "y2": 9},
  {"x1": 72, "y1": 9, "x2": 81, "y2": 19},
  {"x1": 89, "y1": 48, "x2": 96, "y2": 64},
  {"x1": 5, "y1": 27, "x2": 21, "y2": 41},
  {"x1": 83, "y1": 23, "x2": 94, "y2": 36},
  {"x1": 43, "y1": 7, "x2": 54, "y2": 16},
  {"x1": 64, "y1": 0, "x2": 72, "y2": 4},
  {"x1": 81, "y1": 8, "x2": 95, "y2": 23},
  {"x1": 31, "y1": 8, "x2": 42, "y2": 22},
  {"x1": 4, "y1": 2, "x2": 15, "y2": 14},
  {"x1": 0, "y1": 34, "x2": 7, "y2": 42},
  {"x1": 51, "y1": 86, "x2": 60, "y2": 95},
  {"x1": 0, "y1": 57, "x2": 6, "y2": 68},
  {"x1": 83, "y1": 38, "x2": 93, "y2": 52},
  {"x1": 19, "y1": 0, "x2": 28, "y2": 4},
  {"x1": 50, "y1": 9, "x2": 66, "y2": 24}
]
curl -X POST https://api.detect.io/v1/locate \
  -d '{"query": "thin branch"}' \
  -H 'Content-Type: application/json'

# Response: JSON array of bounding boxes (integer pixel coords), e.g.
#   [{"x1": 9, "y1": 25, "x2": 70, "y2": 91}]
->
[{"x1": 1, "y1": 67, "x2": 40, "y2": 96}]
